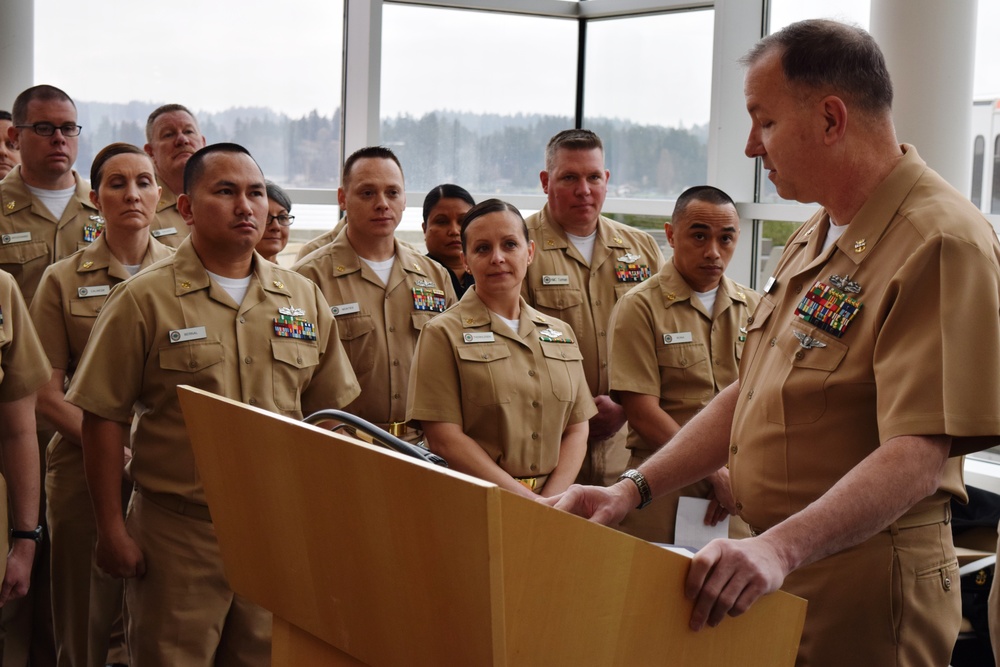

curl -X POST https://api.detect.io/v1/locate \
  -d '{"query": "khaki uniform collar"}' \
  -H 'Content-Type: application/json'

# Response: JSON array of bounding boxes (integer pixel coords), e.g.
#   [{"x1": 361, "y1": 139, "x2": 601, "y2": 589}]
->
[
  {"x1": 458, "y1": 288, "x2": 551, "y2": 342},
  {"x1": 789, "y1": 144, "x2": 925, "y2": 269},
  {"x1": 156, "y1": 176, "x2": 179, "y2": 213},
  {"x1": 76, "y1": 234, "x2": 174, "y2": 282},
  {"x1": 658, "y1": 261, "x2": 749, "y2": 316},
  {"x1": 326, "y1": 229, "x2": 433, "y2": 281},
  {"x1": 534, "y1": 204, "x2": 631, "y2": 253},
  {"x1": 0, "y1": 165, "x2": 96, "y2": 222},
  {"x1": 169, "y1": 238, "x2": 291, "y2": 301}
]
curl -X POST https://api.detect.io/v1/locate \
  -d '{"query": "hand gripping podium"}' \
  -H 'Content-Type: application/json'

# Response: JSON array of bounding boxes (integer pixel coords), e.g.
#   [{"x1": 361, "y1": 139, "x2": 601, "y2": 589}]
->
[{"x1": 178, "y1": 387, "x2": 805, "y2": 666}]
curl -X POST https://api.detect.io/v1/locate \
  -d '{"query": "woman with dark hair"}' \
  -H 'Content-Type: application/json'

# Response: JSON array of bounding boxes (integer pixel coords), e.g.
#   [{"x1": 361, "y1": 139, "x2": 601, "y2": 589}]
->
[
  {"x1": 256, "y1": 180, "x2": 294, "y2": 263},
  {"x1": 29, "y1": 142, "x2": 173, "y2": 667},
  {"x1": 422, "y1": 183, "x2": 475, "y2": 297},
  {"x1": 407, "y1": 199, "x2": 595, "y2": 498}
]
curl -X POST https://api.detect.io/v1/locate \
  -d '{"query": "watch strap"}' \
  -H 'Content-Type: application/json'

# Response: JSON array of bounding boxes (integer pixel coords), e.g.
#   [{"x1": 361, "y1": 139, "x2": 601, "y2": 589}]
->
[
  {"x1": 618, "y1": 469, "x2": 653, "y2": 509},
  {"x1": 10, "y1": 525, "x2": 42, "y2": 543}
]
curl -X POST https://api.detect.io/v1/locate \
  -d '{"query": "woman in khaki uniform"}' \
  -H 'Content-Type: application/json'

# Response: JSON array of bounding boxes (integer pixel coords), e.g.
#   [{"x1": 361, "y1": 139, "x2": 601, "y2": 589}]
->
[
  {"x1": 407, "y1": 200, "x2": 595, "y2": 498},
  {"x1": 29, "y1": 143, "x2": 173, "y2": 667}
]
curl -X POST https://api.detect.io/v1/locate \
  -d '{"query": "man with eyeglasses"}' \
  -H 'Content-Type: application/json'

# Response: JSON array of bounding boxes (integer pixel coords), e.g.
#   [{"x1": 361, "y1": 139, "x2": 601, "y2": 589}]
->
[
  {"x1": 144, "y1": 104, "x2": 207, "y2": 248},
  {"x1": 0, "y1": 84, "x2": 93, "y2": 667},
  {"x1": 0, "y1": 85, "x2": 97, "y2": 306}
]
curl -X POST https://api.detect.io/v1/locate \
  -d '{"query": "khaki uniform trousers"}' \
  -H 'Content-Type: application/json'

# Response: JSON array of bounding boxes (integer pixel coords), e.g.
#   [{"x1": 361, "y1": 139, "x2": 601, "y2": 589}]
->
[
  {"x1": 783, "y1": 518, "x2": 959, "y2": 667},
  {"x1": 45, "y1": 436, "x2": 127, "y2": 667},
  {"x1": 125, "y1": 492, "x2": 271, "y2": 666},
  {"x1": 575, "y1": 424, "x2": 630, "y2": 488}
]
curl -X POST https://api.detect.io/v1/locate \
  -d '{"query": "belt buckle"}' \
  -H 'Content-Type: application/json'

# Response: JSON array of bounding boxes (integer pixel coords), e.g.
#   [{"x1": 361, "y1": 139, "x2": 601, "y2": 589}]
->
[
  {"x1": 387, "y1": 422, "x2": 406, "y2": 438},
  {"x1": 516, "y1": 476, "x2": 538, "y2": 492}
]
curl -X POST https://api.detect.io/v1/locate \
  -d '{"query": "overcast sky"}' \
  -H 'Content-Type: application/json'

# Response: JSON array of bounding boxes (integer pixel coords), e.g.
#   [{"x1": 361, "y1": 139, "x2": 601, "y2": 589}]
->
[{"x1": 34, "y1": 0, "x2": 1000, "y2": 127}]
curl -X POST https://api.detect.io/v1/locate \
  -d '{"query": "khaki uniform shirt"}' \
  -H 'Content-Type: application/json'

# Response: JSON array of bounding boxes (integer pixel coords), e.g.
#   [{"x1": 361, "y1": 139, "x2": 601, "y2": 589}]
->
[
  {"x1": 293, "y1": 229, "x2": 456, "y2": 427},
  {"x1": 609, "y1": 262, "x2": 759, "y2": 452},
  {"x1": 295, "y1": 218, "x2": 346, "y2": 262},
  {"x1": 731, "y1": 145, "x2": 1000, "y2": 531},
  {"x1": 65, "y1": 238, "x2": 360, "y2": 504},
  {"x1": 30, "y1": 234, "x2": 174, "y2": 377},
  {"x1": 522, "y1": 205, "x2": 663, "y2": 396},
  {"x1": 407, "y1": 289, "x2": 596, "y2": 477},
  {"x1": 0, "y1": 269, "x2": 50, "y2": 402},
  {"x1": 148, "y1": 178, "x2": 190, "y2": 248},
  {"x1": 0, "y1": 166, "x2": 98, "y2": 304}
]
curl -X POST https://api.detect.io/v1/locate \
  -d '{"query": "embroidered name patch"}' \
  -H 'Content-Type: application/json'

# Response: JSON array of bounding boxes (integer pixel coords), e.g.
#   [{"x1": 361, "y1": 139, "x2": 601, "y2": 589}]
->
[{"x1": 794, "y1": 281, "x2": 862, "y2": 338}]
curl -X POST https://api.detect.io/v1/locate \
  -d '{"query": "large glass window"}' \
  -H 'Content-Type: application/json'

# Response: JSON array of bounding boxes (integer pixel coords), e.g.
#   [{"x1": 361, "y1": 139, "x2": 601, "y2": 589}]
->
[
  {"x1": 583, "y1": 10, "x2": 713, "y2": 199},
  {"x1": 380, "y1": 4, "x2": 577, "y2": 196},
  {"x1": 34, "y1": 0, "x2": 344, "y2": 189}
]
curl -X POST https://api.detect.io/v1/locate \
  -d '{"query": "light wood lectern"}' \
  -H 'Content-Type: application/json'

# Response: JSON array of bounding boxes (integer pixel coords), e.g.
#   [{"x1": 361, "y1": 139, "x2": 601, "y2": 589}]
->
[{"x1": 178, "y1": 387, "x2": 806, "y2": 666}]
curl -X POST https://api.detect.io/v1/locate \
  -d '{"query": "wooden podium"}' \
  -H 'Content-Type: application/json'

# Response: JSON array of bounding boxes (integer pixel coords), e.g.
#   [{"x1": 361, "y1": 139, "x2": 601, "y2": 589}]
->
[{"x1": 178, "y1": 387, "x2": 806, "y2": 666}]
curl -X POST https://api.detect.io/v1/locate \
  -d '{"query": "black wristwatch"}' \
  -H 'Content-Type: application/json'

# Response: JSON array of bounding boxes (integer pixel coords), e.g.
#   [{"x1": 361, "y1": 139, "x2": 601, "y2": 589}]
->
[{"x1": 10, "y1": 525, "x2": 42, "y2": 543}]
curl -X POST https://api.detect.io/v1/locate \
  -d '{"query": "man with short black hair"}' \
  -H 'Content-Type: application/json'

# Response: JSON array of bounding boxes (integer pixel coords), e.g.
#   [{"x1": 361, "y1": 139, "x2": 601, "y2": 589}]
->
[
  {"x1": 68, "y1": 143, "x2": 360, "y2": 665},
  {"x1": 608, "y1": 186, "x2": 758, "y2": 544},
  {"x1": 293, "y1": 146, "x2": 455, "y2": 442},
  {"x1": 0, "y1": 85, "x2": 97, "y2": 304},
  {"x1": 522, "y1": 129, "x2": 664, "y2": 487},
  {"x1": 551, "y1": 20, "x2": 1000, "y2": 666},
  {"x1": 144, "y1": 103, "x2": 207, "y2": 247}
]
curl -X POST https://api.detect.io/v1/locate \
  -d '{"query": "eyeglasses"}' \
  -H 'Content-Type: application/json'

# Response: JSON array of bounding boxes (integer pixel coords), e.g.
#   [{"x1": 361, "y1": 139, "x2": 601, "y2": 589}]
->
[
  {"x1": 267, "y1": 214, "x2": 295, "y2": 227},
  {"x1": 16, "y1": 122, "x2": 82, "y2": 137}
]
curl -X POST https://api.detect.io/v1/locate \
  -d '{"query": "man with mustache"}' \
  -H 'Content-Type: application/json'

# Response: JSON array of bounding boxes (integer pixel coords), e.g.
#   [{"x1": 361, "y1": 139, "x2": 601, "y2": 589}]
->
[
  {"x1": 67, "y1": 143, "x2": 360, "y2": 665},
  {"x1": 607, "y1": 185, "x2": 758, "y2": 544},
  {"x1": 0, "y1": 85, "x2": 97, "y2": 305},
  {"x1": 144, "y1": 104, "x2": 207, "y2": 248}
]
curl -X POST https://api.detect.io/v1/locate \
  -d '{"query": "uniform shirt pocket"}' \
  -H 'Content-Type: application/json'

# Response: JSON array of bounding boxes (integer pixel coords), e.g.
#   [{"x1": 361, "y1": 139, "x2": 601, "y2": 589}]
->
[
  {"x1": 270, "y1": 338, "x2": 320, "y2": 411},
  {"x1": 457, "y1": 343, "x2": 513, "y2": 406},
  {"x1": 533, "y1": 288, "x2": 583, "y2": 312},
  {"x1": 335, "y1": 312, "x2": 376, "y2": 374},
  {"x1": 0, "y1": 241, "x2": 48, "y2": 297},
  {"x1": 157, "y1": 341, "x2": 226, "y2": 396},
  {"x1": 69, "y1": 297, "x2": 104, "y2": 319},
  {"x1": 769, "y1": 324, "x2": 848, "y2": 425},
  {"x1": 656, "y1": 342, "x2": 712, "y2": 400},
  {"x1": 539, "y1": 342, "x2": 584, "y2": 402}
]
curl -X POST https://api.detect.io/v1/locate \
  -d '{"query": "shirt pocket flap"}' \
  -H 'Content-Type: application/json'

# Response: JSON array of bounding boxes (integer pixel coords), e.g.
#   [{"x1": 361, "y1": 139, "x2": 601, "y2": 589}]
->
[
  {"x1": 270, "y1": 339, "x2": 320, "y2": 369},
  {"x1": 336, "y1": 313, "x2": 375, "y2": 341},
  {"x1": 69, "y1": 298, "x2": 103, "y2": 318},
  {"x1": 656, "y1": 343, "x2": 708, "y2": 369},
  {"x1": 778, "y1": 325, "x2": 847, "y2": 371},
  {"x1": 0, "y1": 240, "x2": 48, "y2": 265},
  {"x1": 533, "y1": 288, "x2": 584, "y2": 310},
  {"x1": 457, "y1": 343, "x2": 512, "y2": 363},
  {"x1": 158, "y1": 341, "x2": 225, "y2": 373},
  {"x1": 540, "y1": 342, "x2": 584, "y2": 362}
]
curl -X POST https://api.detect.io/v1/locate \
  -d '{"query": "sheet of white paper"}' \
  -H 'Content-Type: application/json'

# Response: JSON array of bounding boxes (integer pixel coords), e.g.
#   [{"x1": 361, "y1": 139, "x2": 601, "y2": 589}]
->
[{"x1": 673, "y1": 496, "x2": 730, "y2": 550}]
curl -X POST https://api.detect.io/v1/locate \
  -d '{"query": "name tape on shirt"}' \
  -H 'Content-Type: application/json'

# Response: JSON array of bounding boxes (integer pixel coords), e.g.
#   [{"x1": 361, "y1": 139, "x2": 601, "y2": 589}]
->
[
  {"x1": 168, "y1": 326, "x2": 207, "y2": 343},
  {"x1": 77, "y1": 285, "x2": 111, "y2": 298},
  {"x1": 330, "y1": 302, "x2": 360, "y2": 316},
  {"x1": 1, "y1": 232, "x2": 31, "y2": 245},
  {"x1": 463, "y1": 332, "x2": 496, "y2": 343},
  {"x1": 541, "y1": 274, "x2": 570, "y2": 286},
  {"x1": 151, "y1": 227, "x2": 178, "y2": 238},
  {"x1": 662, "y1": 332, "x2": 693, "y2": 345}
]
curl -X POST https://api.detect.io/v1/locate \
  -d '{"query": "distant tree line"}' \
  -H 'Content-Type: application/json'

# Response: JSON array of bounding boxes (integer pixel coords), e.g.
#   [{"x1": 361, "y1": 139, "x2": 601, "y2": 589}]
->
[{"x1": 73, "y1": 102, "x2": 707, "y2": 197}]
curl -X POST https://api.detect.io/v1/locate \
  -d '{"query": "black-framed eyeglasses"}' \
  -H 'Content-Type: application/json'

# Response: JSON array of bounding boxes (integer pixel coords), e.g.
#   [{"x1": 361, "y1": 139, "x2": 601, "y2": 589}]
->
[
  {"x1": 267, "y1": 214, "x2": 295, "y2": 227},
  {"x1": 15, "y1": 122, "x2": 82, "y2": 137}
]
